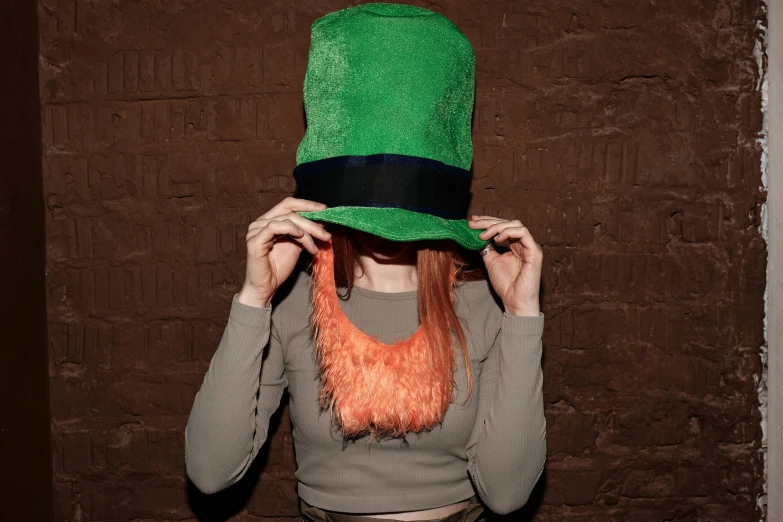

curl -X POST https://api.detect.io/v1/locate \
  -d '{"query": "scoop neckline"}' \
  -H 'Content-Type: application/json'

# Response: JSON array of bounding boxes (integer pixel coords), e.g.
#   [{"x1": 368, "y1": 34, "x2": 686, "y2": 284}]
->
[{"x1": 337, "y1": 284, "x2": 418, "y2": 301}]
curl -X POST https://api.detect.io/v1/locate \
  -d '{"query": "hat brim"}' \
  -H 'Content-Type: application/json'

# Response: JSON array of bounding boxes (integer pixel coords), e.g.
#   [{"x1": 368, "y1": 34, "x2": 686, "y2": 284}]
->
[{"x1": 295, "y1": 206, "x2": 489, "y2": 251}]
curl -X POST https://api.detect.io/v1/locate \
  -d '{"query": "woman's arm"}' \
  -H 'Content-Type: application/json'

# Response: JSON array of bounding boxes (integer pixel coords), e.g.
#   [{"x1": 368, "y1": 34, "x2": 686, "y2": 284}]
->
[
  {"x1": 185, "y1": 293, "x2": 288, "y2": 494},
  {"x1": 465, "y1": 310, "x2": 546, "y2": 515}
]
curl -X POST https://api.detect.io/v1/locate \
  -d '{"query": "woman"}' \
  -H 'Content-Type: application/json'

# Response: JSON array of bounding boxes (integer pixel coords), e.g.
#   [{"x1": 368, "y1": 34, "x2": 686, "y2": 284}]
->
[
  {"x1": 185, "y1": 4, "x2": 546, "y2": 521},
  {"x1": 185, "y1": 197, "x2": 545, "y2": 522}
]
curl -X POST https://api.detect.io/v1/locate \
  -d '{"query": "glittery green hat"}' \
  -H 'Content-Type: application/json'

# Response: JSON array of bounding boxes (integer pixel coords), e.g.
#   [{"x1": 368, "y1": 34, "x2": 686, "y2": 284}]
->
[{"x1": 293, "y1": 3, "x2": 489, "y2": 250}]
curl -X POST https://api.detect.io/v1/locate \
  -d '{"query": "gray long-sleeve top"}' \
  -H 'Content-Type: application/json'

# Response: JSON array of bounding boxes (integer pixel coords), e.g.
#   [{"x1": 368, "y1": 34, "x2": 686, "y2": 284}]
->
[{"x1": 185, "y1": 268, "x2": 546, "y2": 515}]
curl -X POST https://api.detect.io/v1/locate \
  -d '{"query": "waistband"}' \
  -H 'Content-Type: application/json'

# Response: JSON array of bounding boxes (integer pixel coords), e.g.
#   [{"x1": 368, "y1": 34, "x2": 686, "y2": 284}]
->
[{"x1": 299, "y1": 494, "x2": 485, "y2": 522}]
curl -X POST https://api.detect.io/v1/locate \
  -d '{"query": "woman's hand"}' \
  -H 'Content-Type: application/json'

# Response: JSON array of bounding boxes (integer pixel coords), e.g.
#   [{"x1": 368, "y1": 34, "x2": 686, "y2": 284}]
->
[
  {"x1": 238, "y1": 197, "x2": 332, "y2": 308},
  {"x1": 468, "y1": 215, "x2": 543, "y2": 316}
]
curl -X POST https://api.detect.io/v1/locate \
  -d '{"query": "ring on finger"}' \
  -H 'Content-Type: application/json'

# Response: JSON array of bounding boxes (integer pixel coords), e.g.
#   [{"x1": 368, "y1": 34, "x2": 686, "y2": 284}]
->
[{"x1": 479, "y1": 242, "x2": 495, "y2": 256}]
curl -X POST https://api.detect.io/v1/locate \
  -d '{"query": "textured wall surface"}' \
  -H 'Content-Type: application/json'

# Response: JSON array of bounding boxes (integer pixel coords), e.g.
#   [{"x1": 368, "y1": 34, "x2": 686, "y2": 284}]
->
[{"x1": 40, "y1": 0, "x2": 767, "y2": 520}]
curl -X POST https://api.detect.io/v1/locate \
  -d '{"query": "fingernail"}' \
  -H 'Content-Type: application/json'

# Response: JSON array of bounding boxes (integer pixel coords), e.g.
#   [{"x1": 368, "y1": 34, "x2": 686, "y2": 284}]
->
[{"x1": 323, "y1": 231, "x2": 332, "y2": 238}]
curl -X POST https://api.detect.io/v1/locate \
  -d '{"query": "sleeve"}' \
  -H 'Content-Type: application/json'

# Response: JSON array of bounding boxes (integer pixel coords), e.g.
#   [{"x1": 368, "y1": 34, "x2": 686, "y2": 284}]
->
[
  {"x1": 465, "y1": 310, "x2": 546, "y2": 515},
  {"x1": 184, "y1": 292, "x2": 289, "y2": 494}
]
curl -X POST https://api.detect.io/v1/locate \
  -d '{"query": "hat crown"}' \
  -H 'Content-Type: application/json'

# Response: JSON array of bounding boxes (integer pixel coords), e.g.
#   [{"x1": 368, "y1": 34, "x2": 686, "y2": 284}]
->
[{"x1": 295, "y1": 3, "x2": 475, "y2": 170}]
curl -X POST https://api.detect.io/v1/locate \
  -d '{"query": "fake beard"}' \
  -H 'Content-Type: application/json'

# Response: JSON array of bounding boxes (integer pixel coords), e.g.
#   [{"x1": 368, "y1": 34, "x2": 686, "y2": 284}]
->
[{"x1": 309, "y1": 240, "x2": 457, "y2": 442}]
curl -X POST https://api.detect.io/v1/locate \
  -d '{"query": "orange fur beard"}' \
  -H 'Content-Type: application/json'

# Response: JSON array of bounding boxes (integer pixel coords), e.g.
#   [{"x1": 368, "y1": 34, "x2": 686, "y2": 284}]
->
[{"x1": 310, "y1": 241, "x2": 457, "y2": 442}]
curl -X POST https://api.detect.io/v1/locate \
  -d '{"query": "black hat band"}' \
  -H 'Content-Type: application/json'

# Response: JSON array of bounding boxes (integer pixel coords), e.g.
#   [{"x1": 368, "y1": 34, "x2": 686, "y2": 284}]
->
[{"x1": 293, "y1": 154, "x2": 472, "y2": 220}]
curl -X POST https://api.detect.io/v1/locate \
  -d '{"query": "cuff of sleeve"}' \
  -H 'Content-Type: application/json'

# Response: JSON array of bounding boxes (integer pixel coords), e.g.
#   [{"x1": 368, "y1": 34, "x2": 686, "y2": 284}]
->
[
  {"x1": 501, "y1": 311, "x2": 545, "y2": 337},
  {"x1": 229, "y1": 292, "x2": 272, "y2": 327}
]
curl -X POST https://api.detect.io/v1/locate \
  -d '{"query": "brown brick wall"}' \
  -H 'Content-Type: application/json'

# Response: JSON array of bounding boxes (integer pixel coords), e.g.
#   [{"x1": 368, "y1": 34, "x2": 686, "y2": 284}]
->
[{"x1": 40, "y1": 1, "x2": 767, "y2": 520}]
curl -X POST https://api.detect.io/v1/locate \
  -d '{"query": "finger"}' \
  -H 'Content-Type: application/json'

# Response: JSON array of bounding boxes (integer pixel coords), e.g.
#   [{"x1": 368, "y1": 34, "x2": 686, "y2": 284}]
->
[
  {"x1": 257, "y1": 219, "x2": 319, "y2": 255},
  {"x1": 265, "y1": 220, "x2": 320, "y2": 255},
  {"x1": 255, "y1": 219, "x2": 303, "y2": 245},
  {"x1": 280, "y1": 212, "x2": 332, "y2": 240},
  {"x1": 468, "y1": 216, "x2": 505, "y2": 229},
  {"x1": 281, "y1": 197, "x2": 328, "y2": 213},
  {"x1": 259, "y1": 196, "x2": 327, "y2": 220},
  {"x1": 494, "y1": 225, "x2": 542, "y2": 258},
  {"x1": 249, "y1": 213, "x2": 331, "y2": 241},
  {"x1": 479, "y1": 244, "x2": 502, "y2": 265},
  {"x1": 246, "y1": 226, "x2": 264, "y2": 241},
  {"x1": 494, "y1": 226, "x2": 527, "y2": 243},
  {"x1": 248, "y1": 217, "x2": 276, "y2": 235},
  {"x1": 478, "y1": 220, "x2": 517, "y2": 241},
  {"x1": 470, "y1": 214, "x2": 509, "y2": 223}
]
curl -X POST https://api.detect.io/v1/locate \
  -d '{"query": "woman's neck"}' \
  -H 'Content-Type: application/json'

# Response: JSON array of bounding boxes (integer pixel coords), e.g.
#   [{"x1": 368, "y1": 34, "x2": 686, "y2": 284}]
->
[{"x1": 353, "y1": 253, "x2": 418, "y2": 293}]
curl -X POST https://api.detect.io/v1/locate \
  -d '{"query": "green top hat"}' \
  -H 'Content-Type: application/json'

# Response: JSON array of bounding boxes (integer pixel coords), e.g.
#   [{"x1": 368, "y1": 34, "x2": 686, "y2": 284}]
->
[{"x1": 293, "y1": 2, "x2": 489, "y2": 251}]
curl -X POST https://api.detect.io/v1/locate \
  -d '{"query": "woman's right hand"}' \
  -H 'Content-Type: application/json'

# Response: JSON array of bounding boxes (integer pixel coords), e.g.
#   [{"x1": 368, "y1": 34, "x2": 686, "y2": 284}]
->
[{"x1": 238, "y1": 197, "x2": 332, "y2": 308}]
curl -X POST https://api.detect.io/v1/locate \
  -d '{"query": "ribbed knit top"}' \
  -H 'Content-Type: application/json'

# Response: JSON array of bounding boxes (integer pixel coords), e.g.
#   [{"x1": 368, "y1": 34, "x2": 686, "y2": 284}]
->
[{"x1": 184, "y1": 268, "x2": 546, "y2": 515}]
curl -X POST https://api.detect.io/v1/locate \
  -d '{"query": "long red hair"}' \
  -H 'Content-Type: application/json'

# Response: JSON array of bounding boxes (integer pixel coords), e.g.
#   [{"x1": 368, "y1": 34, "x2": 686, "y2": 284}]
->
[{"x1": 311, "y1": 224, "x2": 486, "y2": 406}]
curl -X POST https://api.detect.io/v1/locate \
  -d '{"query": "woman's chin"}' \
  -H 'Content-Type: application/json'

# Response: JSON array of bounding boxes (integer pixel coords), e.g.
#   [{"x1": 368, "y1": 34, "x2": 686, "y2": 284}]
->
[
  {"x1": 367, "y1": 249, "x2": 408, "y2": 262},
  {"x1": 354, "y1": 231, "x2": 413, "y2": 262}
]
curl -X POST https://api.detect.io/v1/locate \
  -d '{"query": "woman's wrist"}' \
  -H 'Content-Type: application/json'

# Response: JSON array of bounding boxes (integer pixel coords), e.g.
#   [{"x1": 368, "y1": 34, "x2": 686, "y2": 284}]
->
[
  {"x1": 503, "y1": 303, "x2": 540, "y2": 317},
  {"x1": 237, "y1": 285, "x2": 273, "y2": 309}
]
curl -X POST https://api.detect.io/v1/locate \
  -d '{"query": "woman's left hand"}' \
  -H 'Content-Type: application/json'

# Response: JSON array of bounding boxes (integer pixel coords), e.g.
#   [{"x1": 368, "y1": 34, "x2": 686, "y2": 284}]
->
[{"x1": 468, "y1": 215, "x2": 543, "y2": 317}]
